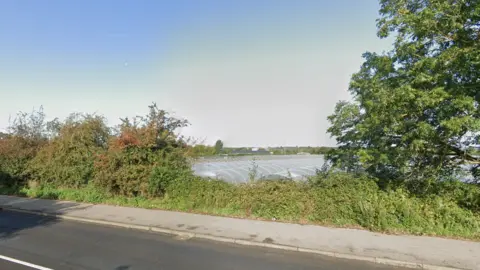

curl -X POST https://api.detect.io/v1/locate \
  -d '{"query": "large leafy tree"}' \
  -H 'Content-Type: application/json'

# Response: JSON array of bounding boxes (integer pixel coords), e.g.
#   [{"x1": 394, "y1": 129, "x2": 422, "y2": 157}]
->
[{"x1": 328, "y1": 0, "x2": 480, "y2": 185}]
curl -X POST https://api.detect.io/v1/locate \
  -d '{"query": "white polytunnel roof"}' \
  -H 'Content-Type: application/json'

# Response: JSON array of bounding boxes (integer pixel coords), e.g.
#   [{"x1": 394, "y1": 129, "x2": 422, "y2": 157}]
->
[{"x1": 192, "y1": 155, "x2": 325, "y2": 183}]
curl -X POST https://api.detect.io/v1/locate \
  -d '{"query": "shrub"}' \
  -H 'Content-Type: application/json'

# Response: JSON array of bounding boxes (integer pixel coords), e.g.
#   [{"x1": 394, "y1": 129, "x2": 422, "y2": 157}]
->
[
  {"x1": 429, "y1": 180, "x2": 480, "y2": 213},
  {"x1": 0, "y1": 136, "x2": 37, "y2": 187},
  {"x1": 149, "y1": 166, "x2": 191, "y2": 197},
  {"x1": 0, "y1": 111, "x2": 53, "y2": 188},
  {"x1": 92, "y1": 103, "x2": 191, "y2": 196},
  {"x1": 27, "y1": 114, "x2": 109, "y2": 188}
]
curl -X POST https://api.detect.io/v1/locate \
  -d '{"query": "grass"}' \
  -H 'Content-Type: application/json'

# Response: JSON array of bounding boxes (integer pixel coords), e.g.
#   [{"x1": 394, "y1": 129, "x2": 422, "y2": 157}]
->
[{"x1": 2, "y1": 173, "x2": 480, "y2": 241}]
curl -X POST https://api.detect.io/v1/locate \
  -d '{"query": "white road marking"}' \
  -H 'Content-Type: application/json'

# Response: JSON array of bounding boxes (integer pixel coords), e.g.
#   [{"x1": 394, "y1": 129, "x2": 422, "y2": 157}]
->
[{"x1": 0, "y1": 255, "x2": 53, "y2": 270}]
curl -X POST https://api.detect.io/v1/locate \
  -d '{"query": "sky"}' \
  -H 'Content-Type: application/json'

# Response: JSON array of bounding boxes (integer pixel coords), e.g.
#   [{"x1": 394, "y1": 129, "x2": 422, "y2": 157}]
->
[{"x1": 0, "y1": 0, "x2": 392, "y2": 147}]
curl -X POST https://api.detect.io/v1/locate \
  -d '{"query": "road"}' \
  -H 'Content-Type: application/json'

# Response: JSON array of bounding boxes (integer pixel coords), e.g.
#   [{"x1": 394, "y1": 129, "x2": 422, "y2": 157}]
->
[{"x1": 0, "y1": 210, "x2": 408, "y2": 270}]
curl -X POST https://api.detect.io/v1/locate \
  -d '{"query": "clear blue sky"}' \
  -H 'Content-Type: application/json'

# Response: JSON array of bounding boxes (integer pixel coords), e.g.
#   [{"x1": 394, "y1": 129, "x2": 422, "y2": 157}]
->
[{"x1": 0, "y1": 0, "x2": 392, "y2": 147}]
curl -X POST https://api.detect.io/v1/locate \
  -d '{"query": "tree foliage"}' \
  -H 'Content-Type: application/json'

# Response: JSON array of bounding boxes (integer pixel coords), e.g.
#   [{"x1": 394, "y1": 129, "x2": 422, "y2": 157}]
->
[
  {"x1": 187, "y1": 144, "x2": 216, "y2": 157},
  {"x1": 214, "y1": 139, "x2": 224, "y2": 154},
  {"x1": 327, "y1": 0, "x2": 480, "y2": 186}
]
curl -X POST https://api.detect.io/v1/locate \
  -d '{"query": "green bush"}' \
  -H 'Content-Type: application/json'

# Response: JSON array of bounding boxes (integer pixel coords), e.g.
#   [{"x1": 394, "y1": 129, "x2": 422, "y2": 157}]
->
[
  {"x1": 0, "y1": 108, "x2": 54, "y2": 188},
  {"x1": 93, "y1": 146, "x2": 191, "y2": 197},
  {"x1": 429, "y1": 180, "x2": 480, "y2": 213},
  {"x1": 149, "y1": 166, "x2": 190, "y2": 197},
  {"x1": 0, "y1": 136, "x2": 44, "y2": 188},
  {"x1": 27, "y1": 114, "x2": 109, "y2": 188}
]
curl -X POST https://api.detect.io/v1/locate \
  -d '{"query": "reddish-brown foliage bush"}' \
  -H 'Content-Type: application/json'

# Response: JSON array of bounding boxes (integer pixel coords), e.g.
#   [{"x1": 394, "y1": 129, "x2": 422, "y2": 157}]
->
[{"x1": 92, "y1": 103, "x2": 191, "y2": 196}]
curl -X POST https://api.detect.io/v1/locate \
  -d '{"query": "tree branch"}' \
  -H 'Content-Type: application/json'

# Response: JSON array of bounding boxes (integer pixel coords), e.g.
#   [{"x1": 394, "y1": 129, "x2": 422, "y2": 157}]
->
[{"x1": 446, "y1": 143, "x2": 480, "y2": 164}]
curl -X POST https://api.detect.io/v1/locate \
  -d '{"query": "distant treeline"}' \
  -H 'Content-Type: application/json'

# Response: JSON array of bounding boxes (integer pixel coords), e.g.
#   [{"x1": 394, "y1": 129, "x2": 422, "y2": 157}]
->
[
  {"x1": 189, "y1": 144, "x2": 335, "y2": 157},
  {"x1": 268, "y1": 146, "x2": 334, "y2": 155}
]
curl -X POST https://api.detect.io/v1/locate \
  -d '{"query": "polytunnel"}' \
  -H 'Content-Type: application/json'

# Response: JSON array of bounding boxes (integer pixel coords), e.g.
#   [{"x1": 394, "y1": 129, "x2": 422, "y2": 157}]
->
[{"x1": 192, "y1": 155, "x2": 325, "y2": 183}]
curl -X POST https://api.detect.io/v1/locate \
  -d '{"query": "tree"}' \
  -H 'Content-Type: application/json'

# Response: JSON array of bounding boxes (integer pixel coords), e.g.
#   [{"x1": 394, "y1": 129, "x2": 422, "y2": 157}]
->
[
  {"x1": 214, "y1": 139, "x2": 224, "y2": 154},
  {"x1": 327, "y1": 0, "x2": 480, "y2": 186},
  {"x1": 188, "y1": 144, "x2": 215, "y2": 157}
]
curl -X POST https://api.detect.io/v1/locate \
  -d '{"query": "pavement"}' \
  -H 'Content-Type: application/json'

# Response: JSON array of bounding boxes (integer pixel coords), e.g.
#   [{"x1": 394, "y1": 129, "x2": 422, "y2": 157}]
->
[
  {"x1": 0, "y1": 195, "x2": 478, "y2": 270},
  {"x1": 0, "y1": 211, "x2": 405, "y2": 270}
]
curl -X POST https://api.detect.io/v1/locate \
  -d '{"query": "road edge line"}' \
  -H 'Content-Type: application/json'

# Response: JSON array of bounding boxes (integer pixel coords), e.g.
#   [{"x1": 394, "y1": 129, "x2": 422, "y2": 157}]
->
[
  {"x1": 2, "y1": 206, "x2": 463, "y2": 270},
  {"x1": 0, "y1": 254, "x2": 53, "y2": 270}
]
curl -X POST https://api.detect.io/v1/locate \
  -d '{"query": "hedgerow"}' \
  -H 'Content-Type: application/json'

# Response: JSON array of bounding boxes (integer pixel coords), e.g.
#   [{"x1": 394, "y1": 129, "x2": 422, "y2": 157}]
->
[{"x1": 0, "y1": 104, "x2": 479, "y2": 240}]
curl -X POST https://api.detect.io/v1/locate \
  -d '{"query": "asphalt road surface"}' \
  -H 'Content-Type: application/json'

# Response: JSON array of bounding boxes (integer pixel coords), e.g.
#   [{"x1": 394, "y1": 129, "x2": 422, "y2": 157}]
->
[{"x1": 0, "y1": 210, "x2": 408, "y2": 270}]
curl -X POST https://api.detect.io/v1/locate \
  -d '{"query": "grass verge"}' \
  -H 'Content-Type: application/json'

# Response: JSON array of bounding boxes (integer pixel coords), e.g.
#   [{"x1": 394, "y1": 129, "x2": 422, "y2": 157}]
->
[{"x1": 1, "y1": 173, "x2": 479, "y2": 241}]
